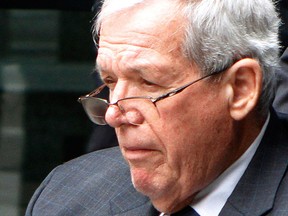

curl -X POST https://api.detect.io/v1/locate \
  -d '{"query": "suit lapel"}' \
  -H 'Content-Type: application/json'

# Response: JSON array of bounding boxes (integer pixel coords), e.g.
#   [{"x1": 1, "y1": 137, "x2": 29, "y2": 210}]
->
[
  {"x1": 281, "y1": 48, "x2": 288, "y2": 62},
  {"x1": 220, "y1": 110, "x2": 288, "y2": 215}
]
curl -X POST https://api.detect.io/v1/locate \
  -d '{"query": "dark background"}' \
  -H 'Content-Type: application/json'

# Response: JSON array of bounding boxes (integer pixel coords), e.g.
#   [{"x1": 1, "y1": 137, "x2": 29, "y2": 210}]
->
[
  {"x1": 0, "y1": 0, "x2": 287, "y2": 52},
  {"x1": 279, "y1": 0, "x2": 288, "y2": 52},
  {"x1": 0, "y1": 0, "x2": 288, "y2": 51},
  {"x1": 0, "y1": 2, "x2": 99, "y2": 215},
  {"x1": 0, "y1": 1, "x2": 286, "y2": 215},
  {"x1": 0, "y1": 0, "x2": 95, "y2": 11}
]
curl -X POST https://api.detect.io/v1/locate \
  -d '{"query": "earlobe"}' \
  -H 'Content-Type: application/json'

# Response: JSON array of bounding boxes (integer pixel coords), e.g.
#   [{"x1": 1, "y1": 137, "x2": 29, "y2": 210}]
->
[{"x1": 227, "y1": 59, "x2": 262, "y2": 121}]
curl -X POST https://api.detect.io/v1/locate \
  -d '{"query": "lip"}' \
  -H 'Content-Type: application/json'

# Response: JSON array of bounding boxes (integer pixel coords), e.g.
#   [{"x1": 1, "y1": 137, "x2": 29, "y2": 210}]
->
[{"x1": 123, "y1": 147, "x2": 158, "y2": 161}]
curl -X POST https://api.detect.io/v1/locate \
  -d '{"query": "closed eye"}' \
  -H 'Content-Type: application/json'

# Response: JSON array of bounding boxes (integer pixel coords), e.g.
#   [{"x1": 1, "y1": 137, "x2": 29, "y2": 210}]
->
[
  {"x1": 102, "y1": 76, "x2": 117, "y2": 89},
  {"x1": 143, "y1": 79, "x2": 156, "y2": 86}
]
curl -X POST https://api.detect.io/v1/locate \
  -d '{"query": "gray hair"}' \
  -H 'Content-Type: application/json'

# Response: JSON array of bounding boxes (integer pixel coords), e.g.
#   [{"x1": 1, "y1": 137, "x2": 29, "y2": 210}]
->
[
  {"x1": 94, "y1": 0, "x2": 281, "y2": 116},
  {"x1": 181, "y1": 0, "x2": 280, "y2": 116}
]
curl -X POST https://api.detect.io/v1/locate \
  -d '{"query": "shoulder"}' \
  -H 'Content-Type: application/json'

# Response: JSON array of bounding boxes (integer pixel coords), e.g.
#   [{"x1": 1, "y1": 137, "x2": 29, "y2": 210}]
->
[
  {"x1": 273, "y1": 110, "x2": 288, "y2": 132},
  {"x1": 61, "y1": 146, "x2": 127, "y2": 173},
  {"x1": 26, "y1": 147, "x2": 140, "y2": 215},
  {"x1": 267, "y1": 110, "x2": 288, "y2": 132},
  {"x1": 273, "y1": 48, "x2": 288, "y2": 113},
  {"x1": 52, "y1": 146, "x2": 129, "y2": 184},
  {"x1": 49, "y1": 146, "x2": 130, "y2": 189}
]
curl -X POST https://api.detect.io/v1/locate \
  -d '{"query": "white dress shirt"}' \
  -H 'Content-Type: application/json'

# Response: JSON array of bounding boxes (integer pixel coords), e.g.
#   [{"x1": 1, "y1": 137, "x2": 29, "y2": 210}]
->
[{"x1": 190, "y1": 114, "x2": 270, "y2": 216}]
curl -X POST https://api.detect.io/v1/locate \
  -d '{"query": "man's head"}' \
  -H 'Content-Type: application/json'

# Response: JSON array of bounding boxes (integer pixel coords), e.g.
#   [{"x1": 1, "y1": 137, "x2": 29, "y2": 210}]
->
[{"x1": 93, "y1": 0, "x2": 280, "y2": 213}]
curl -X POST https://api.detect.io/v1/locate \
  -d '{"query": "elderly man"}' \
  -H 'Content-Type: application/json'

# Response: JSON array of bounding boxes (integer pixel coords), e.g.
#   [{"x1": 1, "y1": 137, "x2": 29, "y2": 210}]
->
[{"x1": 26, "y1": 0, "x2": 288, "y2": 215}]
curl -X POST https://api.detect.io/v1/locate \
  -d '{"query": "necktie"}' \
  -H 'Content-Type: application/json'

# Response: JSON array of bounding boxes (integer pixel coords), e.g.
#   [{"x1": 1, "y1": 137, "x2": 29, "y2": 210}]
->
[{"x1": 160, "y1": 206, "x2": 200, "y2": 216}]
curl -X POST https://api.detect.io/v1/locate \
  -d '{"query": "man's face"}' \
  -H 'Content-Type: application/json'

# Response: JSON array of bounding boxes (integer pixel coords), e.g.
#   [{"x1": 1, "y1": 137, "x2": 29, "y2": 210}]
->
[{"x1": 97, "y1": 0, "x2": 234, "y2": 212}]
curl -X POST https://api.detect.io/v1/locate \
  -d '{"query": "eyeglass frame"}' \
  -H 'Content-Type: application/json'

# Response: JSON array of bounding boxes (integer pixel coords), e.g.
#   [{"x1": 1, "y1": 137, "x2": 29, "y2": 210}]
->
[
  {"x1": 78, "y1": 67, "x2": 228, "y2": 124},
  {"x1": 78, "y1": 67, "x2": 227, "y2": 102}
]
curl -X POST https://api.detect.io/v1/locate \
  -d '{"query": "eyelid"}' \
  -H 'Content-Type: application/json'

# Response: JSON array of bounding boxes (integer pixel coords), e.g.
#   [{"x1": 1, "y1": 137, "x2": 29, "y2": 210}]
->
[
  {"x1": 102, "y1": 76, "x2": 117, "y2": 89},
  {"x1": 142, "y1": 79, "x2": 155, "y2": 86},
  {"x1": 102, "y1": 76, "x2": 114, "y2": 84}
]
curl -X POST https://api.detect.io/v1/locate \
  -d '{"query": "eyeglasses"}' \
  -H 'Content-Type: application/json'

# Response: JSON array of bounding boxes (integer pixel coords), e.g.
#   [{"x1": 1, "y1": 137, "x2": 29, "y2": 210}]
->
[{"x1": 78, "y1": 69, "x2": 225, "y2": 125}]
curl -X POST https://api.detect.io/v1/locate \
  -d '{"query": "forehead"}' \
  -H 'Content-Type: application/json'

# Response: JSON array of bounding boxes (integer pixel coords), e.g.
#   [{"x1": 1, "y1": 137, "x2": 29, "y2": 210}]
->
[
  {"x1": 97, "y1": 0, "x2": 186, "y2": 67},
  {"x1": 99, "y1": 0, "x2": 184, "y2": 44}
]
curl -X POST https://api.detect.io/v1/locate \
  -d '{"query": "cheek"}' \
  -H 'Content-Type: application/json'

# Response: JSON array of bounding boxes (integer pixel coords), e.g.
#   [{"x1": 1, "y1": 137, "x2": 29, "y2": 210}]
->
[
  {"x1": 155, "y1": 95, "x2": 206, "y2": 147},
  {"x1": 152, "y1": 103, "x2": 199, "y2": 172},
  {"x1": 154, "y1": 88, "x2": 229, "y2": 168}
]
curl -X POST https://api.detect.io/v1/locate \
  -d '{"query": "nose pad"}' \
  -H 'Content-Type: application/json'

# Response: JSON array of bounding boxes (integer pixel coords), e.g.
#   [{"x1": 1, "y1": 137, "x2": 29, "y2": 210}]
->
[{"x1": 105, "y1": 105, "x2": 129, "y2": 128}]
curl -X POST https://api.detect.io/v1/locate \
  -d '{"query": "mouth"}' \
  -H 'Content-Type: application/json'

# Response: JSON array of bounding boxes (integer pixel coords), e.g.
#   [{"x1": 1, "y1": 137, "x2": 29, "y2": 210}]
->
[{"x1": 123, "y1": 147, "x2": 159, "y2": 162}]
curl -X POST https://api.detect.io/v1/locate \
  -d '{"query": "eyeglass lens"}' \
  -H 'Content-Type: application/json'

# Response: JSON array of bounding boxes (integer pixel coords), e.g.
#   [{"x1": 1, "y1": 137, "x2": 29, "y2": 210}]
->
[
  {"x1": 81, "y1": 97, "x2": 160, "y2": 125},
  {"x1": 81, "y1": 98, "x2": 109, "y2": 125}
]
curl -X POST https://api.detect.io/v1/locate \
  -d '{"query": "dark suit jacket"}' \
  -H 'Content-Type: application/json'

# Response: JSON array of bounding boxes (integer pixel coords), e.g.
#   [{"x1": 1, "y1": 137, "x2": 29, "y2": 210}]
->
[
  {"x1": 26, "y1": 110, "x2": 288, "y2": 216},
  {"x1": 273, "y1": 48, "x2": 288, "y2": 113}
]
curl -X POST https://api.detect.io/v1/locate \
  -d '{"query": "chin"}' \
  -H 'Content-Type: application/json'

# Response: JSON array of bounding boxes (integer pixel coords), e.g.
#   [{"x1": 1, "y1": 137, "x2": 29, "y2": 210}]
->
[
  {"x1": 130, "y1": 167, "x2": 161, "y2": 196},
  {"x1": 130, "y1": 167, "x2": 181, "y2": 212},
  {"x1": 130, "y1": 167, "x2": 198, "y2": 214}
]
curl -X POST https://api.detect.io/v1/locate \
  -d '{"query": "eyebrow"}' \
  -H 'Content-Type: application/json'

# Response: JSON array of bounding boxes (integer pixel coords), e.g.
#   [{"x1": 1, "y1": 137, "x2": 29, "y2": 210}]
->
[
  {"x1": 95, "y1": 64, "x2": 102, "y2": 74},
  {"x1": 94, "y1": 63, "x2": 115, "y2": 83}
]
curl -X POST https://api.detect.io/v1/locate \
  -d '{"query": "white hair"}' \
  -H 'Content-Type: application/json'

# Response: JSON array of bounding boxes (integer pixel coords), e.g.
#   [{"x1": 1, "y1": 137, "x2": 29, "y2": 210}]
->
[
  {"x1": 94, "y1": 0, "x2": 281, "y2": 116},
  {"x1": 93, "y1": 0, "x2": 145, "y2": 37}
]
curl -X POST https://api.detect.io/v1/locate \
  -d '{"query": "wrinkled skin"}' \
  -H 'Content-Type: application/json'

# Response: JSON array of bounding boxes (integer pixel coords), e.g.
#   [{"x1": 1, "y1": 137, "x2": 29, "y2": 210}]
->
[{"x1": 96, "y1": 0, "x2": 262, "y2": 213}]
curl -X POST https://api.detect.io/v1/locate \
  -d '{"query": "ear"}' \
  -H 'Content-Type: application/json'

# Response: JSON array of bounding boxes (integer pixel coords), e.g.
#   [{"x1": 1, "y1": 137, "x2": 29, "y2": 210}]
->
[{"x1": 225, "y1": 59, "x2": 262, "y2": 121}]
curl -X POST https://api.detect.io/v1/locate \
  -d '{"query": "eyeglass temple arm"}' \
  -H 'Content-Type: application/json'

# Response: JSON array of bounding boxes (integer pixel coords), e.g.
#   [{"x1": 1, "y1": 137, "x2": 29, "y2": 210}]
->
[
  {"x1": 78, "y1": 84, "x2": 107, "y2": 103},
  {"x1": 152, "y1": 70, "x2": 225, "y2": 104},
  {"x1": 152, "y1": 73, "x2": 213, "y2": 103},
  {"x1": 87, "y1": 84, "x2": 107, "y2": 97}
]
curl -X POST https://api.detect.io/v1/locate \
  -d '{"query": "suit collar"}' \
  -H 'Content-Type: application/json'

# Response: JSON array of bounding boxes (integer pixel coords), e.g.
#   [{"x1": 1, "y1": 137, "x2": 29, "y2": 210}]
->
[
  {"x1": 281, "y1": 47, "x2": 288, "y2": 62},
  {"x1": 220, "y1": 110, "x2": 288, "y2": 215}
]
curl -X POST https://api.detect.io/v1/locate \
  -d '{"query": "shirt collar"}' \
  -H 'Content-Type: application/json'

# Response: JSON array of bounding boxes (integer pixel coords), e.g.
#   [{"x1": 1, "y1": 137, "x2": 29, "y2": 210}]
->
[{"x1": 190, "y1": 113, "x2": 270, "y2": 216}]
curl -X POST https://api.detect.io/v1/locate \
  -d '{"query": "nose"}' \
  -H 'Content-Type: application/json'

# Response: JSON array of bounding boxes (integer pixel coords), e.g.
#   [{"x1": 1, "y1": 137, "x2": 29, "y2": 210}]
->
[
  {"x1": 105, "y1": 105, "x2": 129, "y2": 128},
  {"x1": 105, "y1": 82, "x2": 129, "y2": 127},
  {"x1": 105, "y1": 104, "x2": 146, "y2": 127},
  {"x1": 124, "y1": 109, "x2": 146, "y2": 125},
  {"x1": 105, "y1": 82, "x2": 146, "y2": 127}
]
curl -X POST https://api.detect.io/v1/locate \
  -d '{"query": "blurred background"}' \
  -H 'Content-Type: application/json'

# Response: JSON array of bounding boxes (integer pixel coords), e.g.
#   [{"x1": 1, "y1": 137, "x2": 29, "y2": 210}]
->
[
  {"x1": 0, "y1": 1, "x2": 100, "y2": 215},
  {"x1": 0, "y1": 0, "x2": 287, "y2": 216}
]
